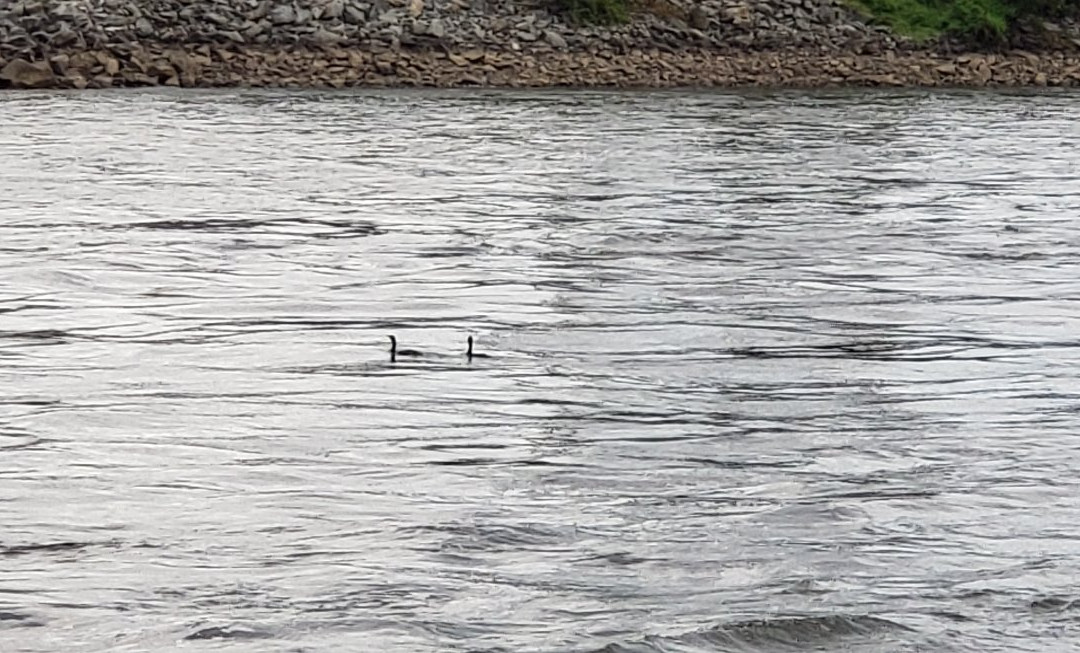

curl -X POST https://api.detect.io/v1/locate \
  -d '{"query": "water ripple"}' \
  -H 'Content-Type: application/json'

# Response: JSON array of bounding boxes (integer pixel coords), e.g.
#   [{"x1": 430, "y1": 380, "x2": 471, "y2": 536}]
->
[{"x1": 2, "y1": 88, "x2": 1080, "y2": 652}]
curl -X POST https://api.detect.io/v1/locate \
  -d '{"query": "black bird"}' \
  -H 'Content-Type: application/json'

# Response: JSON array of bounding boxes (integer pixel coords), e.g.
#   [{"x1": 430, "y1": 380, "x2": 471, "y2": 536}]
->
[
  {"x1": 388, "y1": 335, "x2": 422, "y2": 362},
  {"x1": 466, "y1": 335, "x2": 490, "y2": 361}
]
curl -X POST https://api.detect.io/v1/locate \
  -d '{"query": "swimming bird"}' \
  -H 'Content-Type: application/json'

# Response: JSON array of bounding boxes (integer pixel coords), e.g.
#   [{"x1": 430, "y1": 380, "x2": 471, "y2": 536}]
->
[
  {"x1": 466, "y1": 335, "x2": 490, "y2": 361},
  {"x1": 388, "y1": 335, "x2": 422, "y2": 362}
]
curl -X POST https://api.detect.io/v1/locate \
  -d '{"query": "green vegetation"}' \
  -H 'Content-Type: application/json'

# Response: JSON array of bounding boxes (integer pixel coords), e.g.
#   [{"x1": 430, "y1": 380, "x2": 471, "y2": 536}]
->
[
  {"x1": 554, "y1": 0, "x2": 1073, "y2": 43},
  {"x1": 847, "y1": 0, "x2": 1073, "y2": 44},
  {"x1": 556, "y1": 0, "x2": 630, "y2": 24},
  {"x1": 554, "y1": 0, "x2": 692, "y2": 25}
]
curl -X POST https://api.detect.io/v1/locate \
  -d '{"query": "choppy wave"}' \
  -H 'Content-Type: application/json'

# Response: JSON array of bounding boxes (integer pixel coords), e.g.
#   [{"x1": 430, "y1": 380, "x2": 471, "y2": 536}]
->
[{"x1": 2, "y1": 88, "x2": 1080, "y2": 652}]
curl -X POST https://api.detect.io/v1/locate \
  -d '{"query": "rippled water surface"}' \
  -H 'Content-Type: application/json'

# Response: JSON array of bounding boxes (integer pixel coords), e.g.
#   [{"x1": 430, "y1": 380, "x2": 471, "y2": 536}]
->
[{"x1": 3, "y1": 88, "x2": 1080, "y2": 652}]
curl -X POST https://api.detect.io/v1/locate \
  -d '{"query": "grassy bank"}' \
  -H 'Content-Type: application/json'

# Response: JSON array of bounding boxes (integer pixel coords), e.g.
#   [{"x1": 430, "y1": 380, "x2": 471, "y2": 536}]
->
[
  {"x1": 555, "y1": 0, "x2": 1073, "y2": 47},
  {"x1": 845, "y1": 0, "x2": 1071, "y2": 44}
]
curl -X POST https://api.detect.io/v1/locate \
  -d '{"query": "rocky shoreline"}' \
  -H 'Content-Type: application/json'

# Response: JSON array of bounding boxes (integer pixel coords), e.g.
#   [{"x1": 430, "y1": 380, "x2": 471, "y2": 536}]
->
[
  {"x1": 2, "y1": 0, "x2": 1080, "y2": 89},
  {"x1": 6, "y1": 46, "x2": 1080, "y2": 89}
]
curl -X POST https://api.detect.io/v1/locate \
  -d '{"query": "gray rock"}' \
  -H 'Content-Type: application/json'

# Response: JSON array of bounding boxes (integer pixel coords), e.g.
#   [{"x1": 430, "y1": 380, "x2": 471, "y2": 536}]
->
[
  {"x1": 344, "y1": 5, "x2": 365, "y2": 23},
  {"x1": 206, "y1": 12, "x2": 228, "y2": 26},
  {"x1": 724, "y1": 4, "x2": 752, "y2": 25},
  {"x1": 543, "y1": 29, "x2": 566, "y2": 49},
  {"x1": 313, "y1": 27, "x2": 343, "y2": 44},
  {"x1": 248, "y1": 2, "x2": 270, "y2": 20},
  {"x1": 220, "y1": 29, "x2": 245, "y2": 42},
  {"x1": 689, "y1": 6, "x2": 709, "y2": 30},
  {"x1": 17, "y1": 2, "x2": 43, "y2": 16},
  {"x1": 52, "y1": 2, "x2": 83, "y2": 19},
  {"x1": 377, "y1": 10, "x2": 403, "y2": 27},
  {"x1": 427, "y1": 17, "x2": 444, "y2": 38},
  {"x1": 269, "y1": 4, "x2": 295, "y2": 24},
  {"x1": 135, "y1": 16, "x2": 153, "y2": 37},
  {"x1": 52, "y1": 27, "x2": 79, "y2": 46},
  {"x1": 243, "y1": 20, "x2": 266, "y2": 38},
  {"x1": 322, "y1": 0, "x2": 345, "y2": 19},
  {"x1": 0, "y1": 58, "x2": 55, "y2": 88}
]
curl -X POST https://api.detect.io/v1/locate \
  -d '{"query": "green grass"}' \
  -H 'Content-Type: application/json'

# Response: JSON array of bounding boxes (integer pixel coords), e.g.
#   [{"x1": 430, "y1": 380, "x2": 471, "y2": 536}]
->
[
  {"x1": 556, "y1": 0, "x2": 630, "y2": 24},
  {"x1": 846, "y1": 0, "x2": 1013, "y2": 43},
  {"x1": 846, "y1": 0, "x2": 1080, "y2": 44},
  {"x1": 557, "y1": 0, "x2": 1071, "y2": 38}
]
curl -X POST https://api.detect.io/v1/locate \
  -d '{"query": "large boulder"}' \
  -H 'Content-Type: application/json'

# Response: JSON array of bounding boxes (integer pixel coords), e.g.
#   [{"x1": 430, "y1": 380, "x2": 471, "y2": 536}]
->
[{"x1": 0, "y1": 58, "x2": 56, "y2": 88}]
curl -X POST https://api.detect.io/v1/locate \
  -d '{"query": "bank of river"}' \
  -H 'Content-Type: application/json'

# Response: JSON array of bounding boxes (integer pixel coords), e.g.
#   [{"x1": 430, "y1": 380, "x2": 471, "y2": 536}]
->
[{"x1": 1, "y1": 0, "x2": 1079, "y2": 89}]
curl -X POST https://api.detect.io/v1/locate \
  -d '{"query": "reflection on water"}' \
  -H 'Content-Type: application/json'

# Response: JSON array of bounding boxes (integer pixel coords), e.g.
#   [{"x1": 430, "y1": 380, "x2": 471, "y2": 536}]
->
[{"x1": 2, "y1": 88, "x2": 1080, "y2": 653}]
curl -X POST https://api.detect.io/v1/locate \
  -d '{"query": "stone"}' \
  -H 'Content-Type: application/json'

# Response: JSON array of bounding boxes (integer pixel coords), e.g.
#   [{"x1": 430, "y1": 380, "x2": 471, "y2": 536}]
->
[
  {"x1": 322, "y1": 0, "x2": 345, "y2": 20},
  {"x1": 220, "y1": 30, "x2": 245, "y2": 43},
  {"x1": 427, "y1": 18, "x2": 444, "y2": 38},
  {"x1": 723, "y1": 4, "x2": 751, "y2": 26},
  {"x1": 689, "y1": 6, "x2": 709, "y2": 30},
  {"x1": 121, "y1": 70, "x2": 155, "y2": 85},
  {"x1": 408, "y1": 0, "x2": 422, "y2": 18},
  {"x1": 50, "y1": 53, "x2": 70, "y2": 72},
  {"x1": 247, "y1": 2, "x2": 270, "y2": 20},
  {"x1": 544, "y1": 29, "x2": 567, "y2": 49},
  {"x1": 243, "y1": 21, "x2": 266, "y2": 38},
  {"x1": 344, "y1": 5, "x2": 365, "y2": 23},
  {"x1": 313, "y1": 28, "x2": 343, "y2": 45},
  {"x1": 1013, "y1": 50, "x2": 1040, "y2": 65},
  {"x1": 0, "y1": 58, "x2": 54, "y2": 88},
  {"x1": 52, "y1": 2, "x2": 83, "y2": 19},
  {"x1": 270, "y1": 5, "x2": 295, "y2": 25},
  {"x1": 52, "y1": 28, "x2": 79, "y2": 47}
]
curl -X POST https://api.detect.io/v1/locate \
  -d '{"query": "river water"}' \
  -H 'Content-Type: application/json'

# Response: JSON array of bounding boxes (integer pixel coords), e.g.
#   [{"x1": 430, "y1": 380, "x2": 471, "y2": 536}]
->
[{"x1": 2, "y1": 88, "x2": 1080, "y2": 652}]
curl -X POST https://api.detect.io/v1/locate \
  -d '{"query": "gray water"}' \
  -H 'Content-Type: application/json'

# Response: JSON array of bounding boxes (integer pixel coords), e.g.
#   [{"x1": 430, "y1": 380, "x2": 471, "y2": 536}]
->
[{"x1": 2, "y1": 88, "x2": 1080, "y2": 653}]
